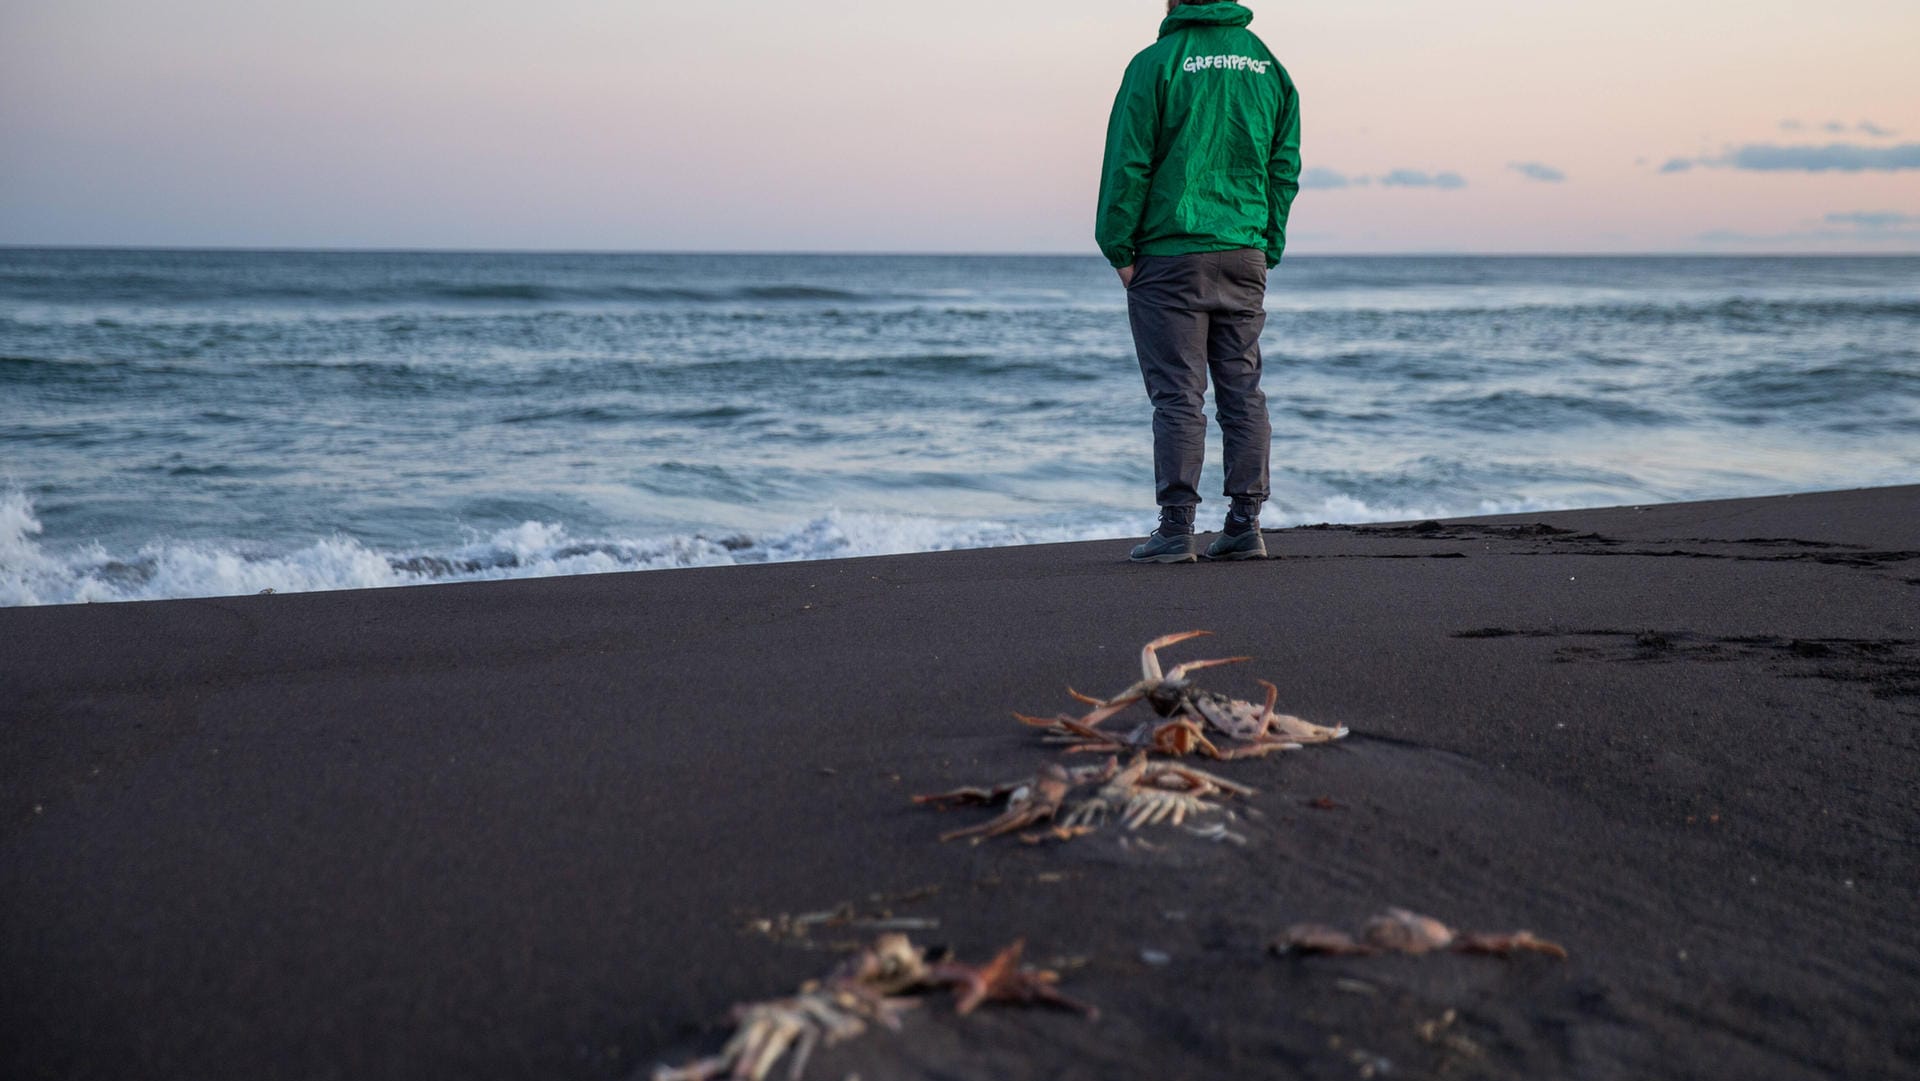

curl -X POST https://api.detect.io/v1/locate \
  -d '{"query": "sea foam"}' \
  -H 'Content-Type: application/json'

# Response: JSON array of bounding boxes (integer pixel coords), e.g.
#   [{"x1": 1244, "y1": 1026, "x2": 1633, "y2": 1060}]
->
[{"x1": 0, "y1": 490, "x2": 1545, "y2": 607}]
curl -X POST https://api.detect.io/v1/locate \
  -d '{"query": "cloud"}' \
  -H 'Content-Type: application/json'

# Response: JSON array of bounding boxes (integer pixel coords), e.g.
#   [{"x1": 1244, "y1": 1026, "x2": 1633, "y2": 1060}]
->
[
  {"x1": 1697, "y1": 210, "x2": 1920, "y2": 246},
  {"x1": 1778, "y1": 119, "x2": 1899, "y2": 137},
  {"x1": 1378, "y1": 169, "x2": 1467, "y2": 190},
  {"x1": 1825, "y1": 210, "x2": 1920, "y2": 229},
  {"x1": 1660, "y1": 143, "x2": 1920, "y2": 174},
  {"x1": 1508, "y1": 162, "x2": 1566, "y2": 183},
  {"x1": 1725, "y1": 143, "x2": 1920, "y2": 171},
  {"x1": 1300, "y1": 167, "x2": 1355, "y2": 190},
  {"x1": 1298, "y1": 167, "x2": 1468, "y2": 191}
]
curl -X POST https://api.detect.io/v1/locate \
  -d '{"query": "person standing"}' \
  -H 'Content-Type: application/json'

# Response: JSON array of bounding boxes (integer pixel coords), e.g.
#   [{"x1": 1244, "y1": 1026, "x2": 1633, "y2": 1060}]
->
[{"x1": 1097, "y1": 0, "x2": 1301, "y2": 563}]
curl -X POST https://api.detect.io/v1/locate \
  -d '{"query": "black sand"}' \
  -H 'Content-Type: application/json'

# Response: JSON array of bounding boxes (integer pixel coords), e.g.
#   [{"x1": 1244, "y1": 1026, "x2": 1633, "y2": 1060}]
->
[{"x1": 3, "y1": 486, "x2": 1917, "y2": 1080}]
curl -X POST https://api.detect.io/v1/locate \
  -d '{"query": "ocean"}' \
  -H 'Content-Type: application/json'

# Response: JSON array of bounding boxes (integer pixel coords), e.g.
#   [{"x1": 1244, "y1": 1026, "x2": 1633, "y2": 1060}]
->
[{"x1": 2, "y1": 249, "x2": 1916, "y2": 606}]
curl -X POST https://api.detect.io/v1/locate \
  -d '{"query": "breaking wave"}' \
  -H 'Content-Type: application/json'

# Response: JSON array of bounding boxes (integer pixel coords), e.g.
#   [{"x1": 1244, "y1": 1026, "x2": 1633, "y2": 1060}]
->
[{"x1": 0, "y1": 490, "x2": 1546, "y2": 607}]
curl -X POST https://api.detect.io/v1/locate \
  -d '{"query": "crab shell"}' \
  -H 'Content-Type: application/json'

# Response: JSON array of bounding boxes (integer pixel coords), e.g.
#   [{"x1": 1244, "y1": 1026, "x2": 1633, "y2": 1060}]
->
[
  {"x1": 1186, "y1": 690, "x2": 1272, "y2": 741},
  {"x1": 1360, "y1": 909, "x2": 1457, "y2": 954}
]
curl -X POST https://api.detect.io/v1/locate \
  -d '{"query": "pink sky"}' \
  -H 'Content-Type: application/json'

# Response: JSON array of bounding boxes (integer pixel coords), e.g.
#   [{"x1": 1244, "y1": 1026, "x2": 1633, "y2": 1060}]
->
[{"x1": 2, "y1": 0, "x2": 1916, "y2": 252}]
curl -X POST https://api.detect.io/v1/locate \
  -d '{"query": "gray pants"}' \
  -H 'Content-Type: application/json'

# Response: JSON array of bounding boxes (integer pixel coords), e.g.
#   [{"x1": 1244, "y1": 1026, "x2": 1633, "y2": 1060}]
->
[{"x1": 1126, "y1": 249, "x2": 1272, "y2": 521}]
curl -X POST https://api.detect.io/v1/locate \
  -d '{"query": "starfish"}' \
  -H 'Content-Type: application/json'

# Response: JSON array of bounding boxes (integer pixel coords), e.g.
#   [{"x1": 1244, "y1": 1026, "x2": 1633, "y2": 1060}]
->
[{"x1": 930, "y1": 940, "x2": 1101, "y2": 1020}]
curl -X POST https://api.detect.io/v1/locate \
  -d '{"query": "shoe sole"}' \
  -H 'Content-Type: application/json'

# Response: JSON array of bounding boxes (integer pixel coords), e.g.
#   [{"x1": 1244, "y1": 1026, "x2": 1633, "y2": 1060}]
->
[{"x1": 1131, "y1": 552, "x2": 1199, "y2": 564}]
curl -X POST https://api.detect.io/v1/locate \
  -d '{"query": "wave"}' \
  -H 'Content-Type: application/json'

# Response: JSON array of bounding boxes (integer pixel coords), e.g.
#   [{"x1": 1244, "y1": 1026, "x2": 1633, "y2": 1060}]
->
[
  {"x1": 0, "y1": 353, "x2": 145, "y2": 383},
  {"x1": 0, "y1": 490, "x2": 1553, "y2": 607},
  {"x1": 738, "y1": 285, "x2": 865, "y2": 302},
  {"x1": 1, "y1": 273, "x2": 897, "y2": 307},
  {"x1": 1694, "y1": 364, "x2": 1920, "y2": 411},
  {"x1": 419, "y1": 283, "x2": 869, "y2": 304},
  {"x1": 1423, "y1": 390, "x2": 1676, "y2": 431},
  {"x1": 0, "y1": 496, "x2": 1124, "y2": 606},
  {"x1": 1271, "y1": 295, "x2": 1920, "y2": 323}
]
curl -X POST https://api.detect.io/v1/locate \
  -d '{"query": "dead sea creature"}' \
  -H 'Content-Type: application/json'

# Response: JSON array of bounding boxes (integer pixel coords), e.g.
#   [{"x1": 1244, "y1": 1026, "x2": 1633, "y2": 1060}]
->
[
  {"x1": 1017, "y1": 631, "x2": 1348, "y2": 759},
  {"x1": 913, "y1": 760, "x2": 1118, "y2": 843},
  {"x1": 742, "y1": 901, "x2": 939, "y2": 944},
  {"x1": 652, "y1": 933, "x2": 1093, "y2": 1081},
  {"x1": 653, "y1": 934, "x2": 927, "y2": 1081},
  {"x1": 917, "y1": 753, "x2": 1251, "y2": 844},
  {"x1": 1061, "y1": 753, "x2": 1254, "y2": 832},
  {"x1": 1271, "y1": 907, "x2": 1568, "y2": 960},
  {"x1": 929, "y1": 939, "x2": 1100, "y2": 1020}
]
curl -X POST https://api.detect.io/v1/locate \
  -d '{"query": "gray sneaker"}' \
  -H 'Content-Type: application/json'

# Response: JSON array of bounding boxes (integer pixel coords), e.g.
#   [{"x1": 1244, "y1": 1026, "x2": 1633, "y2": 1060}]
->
[
  {"x1": 1203, "y1": 528, "x2": 1268, "y2": 561},
  {"x1": 1129, "y1": 529, "x2": 1198, "y2": 564}
]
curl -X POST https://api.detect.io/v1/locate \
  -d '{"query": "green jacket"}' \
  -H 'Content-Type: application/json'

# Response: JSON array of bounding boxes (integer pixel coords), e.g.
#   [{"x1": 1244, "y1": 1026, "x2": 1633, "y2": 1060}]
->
[{"x1": 1095, "y1": 2, "x2": 1301, "y2": 269}]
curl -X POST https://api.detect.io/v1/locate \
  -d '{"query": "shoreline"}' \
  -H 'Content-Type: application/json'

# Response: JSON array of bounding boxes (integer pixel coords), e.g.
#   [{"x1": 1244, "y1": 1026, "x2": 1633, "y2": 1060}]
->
[
  {"x1": 3, "y1": 485, "x2": 1916, "y2": 1080},
  {"x1": 8, "y1": 483, "x2": 1911, "y2": 612}
]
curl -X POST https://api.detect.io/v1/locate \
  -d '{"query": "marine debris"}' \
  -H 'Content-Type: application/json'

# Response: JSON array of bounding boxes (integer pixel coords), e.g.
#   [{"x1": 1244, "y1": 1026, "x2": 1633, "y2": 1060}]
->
[
  {"x1": 914, "y1": 753, "x2": 1253, "y2": 845},
  {"x1": 1271, "y1": 907, "x2": 1568, "y2": 960},
  {"x1": 741, "y1": 900, "x2": 939, "y2": 945},
  {"x1": 1016, "y1": 631, "x2": 1349, "y2": 760},
  {"x1": 651, "y1": 933, "x2": 1094, "y2": 1081}
]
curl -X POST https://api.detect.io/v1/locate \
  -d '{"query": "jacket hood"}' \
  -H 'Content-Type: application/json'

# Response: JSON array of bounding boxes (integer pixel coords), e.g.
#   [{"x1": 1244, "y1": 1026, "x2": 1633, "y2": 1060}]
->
[{"x1": 1158, "y1": 2, "x2": 1254, "y2": 38}]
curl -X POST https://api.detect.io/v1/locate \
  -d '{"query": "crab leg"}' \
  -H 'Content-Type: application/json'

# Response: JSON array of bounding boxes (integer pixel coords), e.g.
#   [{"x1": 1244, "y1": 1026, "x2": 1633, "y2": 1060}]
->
[
  {"x1": 1454, "y1": 931, "x2": 1570, "y2": 960},
  {"x1": 1163, "y1": 655, "x2": 1252, "y2": 682},
  {"x1": 936, "y1": 767, "x2": 1075, "y2": 843},
  {"x1": 1140, "y1": 630, "x2": 1213, "y2": 680},
  {"x1": 1070, "y1": 690, "x2": 1147, "y2": 728},
  {"x1": 1252, "y1": 680, "x2": 1282, "y2": 739},
  {"x1": 911, "y1": 785, "x2": 1012, "y2": 807},
  {"x1": 1024, "y1": 686, "x2": 1146, "y2": 725},
  {"x1": 782, "y1": 1023, "x2": 820, "y2": 1081},
  {"x1": 1151, "y1": 762, "x2": 1257, "y2": 798},
  {"x1": 1254, "y1": 679, "x2": 1351, "y2": 743},
  {"x1": 1048, "y1": 717, "x2": 1132, "y2": 753},
  {"x1": 1211, "y1": 738, "x2": 1302, "y2": 761}
]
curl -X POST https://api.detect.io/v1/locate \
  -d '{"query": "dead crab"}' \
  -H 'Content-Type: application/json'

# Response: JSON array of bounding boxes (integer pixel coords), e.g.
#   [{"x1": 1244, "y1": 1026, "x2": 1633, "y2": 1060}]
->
[
  {"x1": 1018, "y1": 631, "x2": 1349, "y2": 759},
  {"x1": 1059, "y1": 752, "x2": 1255, "y2": 832},
  {"x1": 912, "y1": 760, "x2": 1118, "y2": 844},
  {"x1": 653, "y1": 933, "x2": 1094, "y2": 1081},
  {"x1": 1271, "y1": 907, "x2": 1568, "y2": 960},
  {"x1": 916, "y1": 753, "x2": 1252, "y2": 844},
  {"x1": 652, "y1": 933, "x2": 928, "y2": 1081}
]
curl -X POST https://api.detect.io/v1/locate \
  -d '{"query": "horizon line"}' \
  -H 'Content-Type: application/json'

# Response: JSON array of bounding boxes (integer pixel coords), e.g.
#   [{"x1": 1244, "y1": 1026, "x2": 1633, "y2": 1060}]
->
[{"x1": 4, "y1": 244, "x2": 1919, "y2": 259}]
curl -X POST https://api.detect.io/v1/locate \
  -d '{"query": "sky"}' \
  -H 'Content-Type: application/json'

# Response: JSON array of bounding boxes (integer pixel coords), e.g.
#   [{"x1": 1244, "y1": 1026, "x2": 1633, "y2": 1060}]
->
[{"x1": 2, "y1": 0, "x2": 1917, "y2": 254}]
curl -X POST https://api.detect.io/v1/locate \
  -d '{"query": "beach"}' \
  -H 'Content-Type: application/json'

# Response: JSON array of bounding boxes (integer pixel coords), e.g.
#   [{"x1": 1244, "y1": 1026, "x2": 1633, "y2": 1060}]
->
[{"x1": 3, "y1": 484, "x2": 1917, "y2": 1080}]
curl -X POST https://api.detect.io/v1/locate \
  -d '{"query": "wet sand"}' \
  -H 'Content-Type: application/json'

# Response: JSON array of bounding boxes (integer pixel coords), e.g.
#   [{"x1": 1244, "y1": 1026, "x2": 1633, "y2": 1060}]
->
[{"x1": 3, "y1": 485, "x2": 1917, "y2": 1080}]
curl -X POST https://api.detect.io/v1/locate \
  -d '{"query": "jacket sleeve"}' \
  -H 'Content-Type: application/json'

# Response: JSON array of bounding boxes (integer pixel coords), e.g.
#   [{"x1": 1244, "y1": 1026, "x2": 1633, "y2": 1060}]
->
[
  {"x1": 1095, "y1": 54, "x2": 1160, "y2": 269},
  {"x1": 1265, "y1": 71, "x2": 1301, "y2": 268}
]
